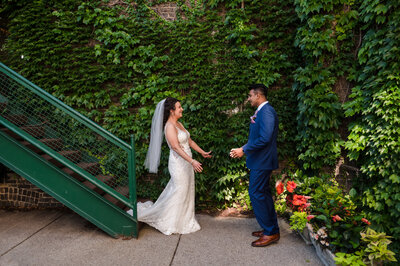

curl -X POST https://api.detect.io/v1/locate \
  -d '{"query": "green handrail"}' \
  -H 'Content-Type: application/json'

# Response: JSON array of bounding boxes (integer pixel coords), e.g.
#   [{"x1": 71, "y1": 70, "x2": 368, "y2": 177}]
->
[
  {"x1": 0, "y1": 62, "x2": 137, "y2": 210},
  {"x1": 0, "y1": 62, "x2": 130, "y2": 151},
  {"x1": 0, "y1": 116, "x2": 132, "y2": 207},
  {"x1": 128, "y1": 135, "x2": 137, "y2": 213}
]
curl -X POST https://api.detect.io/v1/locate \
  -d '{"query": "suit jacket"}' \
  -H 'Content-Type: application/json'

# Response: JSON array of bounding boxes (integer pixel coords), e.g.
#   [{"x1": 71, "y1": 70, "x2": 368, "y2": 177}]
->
[{"x1": 242, "y1": 103, "x2": 279, "y2": 170}]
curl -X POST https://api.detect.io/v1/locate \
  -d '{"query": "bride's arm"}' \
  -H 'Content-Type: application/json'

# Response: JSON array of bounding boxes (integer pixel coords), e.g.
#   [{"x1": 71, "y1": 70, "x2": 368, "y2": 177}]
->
[
  {"x1": 188, "y1": 138, "x2": 212, "y2": 158},
  {"x1": 178, "y1": 122, "x2": 212, "y2": 158},
  {"x1": 165, "y1": 124, "x2": 203, "y2": 172}
]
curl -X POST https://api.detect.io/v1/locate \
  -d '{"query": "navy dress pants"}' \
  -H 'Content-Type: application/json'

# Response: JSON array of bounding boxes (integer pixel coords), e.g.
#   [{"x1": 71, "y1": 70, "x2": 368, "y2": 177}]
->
[{"x1": 249, "y1": 169, "x2": 279, "y2": 236}]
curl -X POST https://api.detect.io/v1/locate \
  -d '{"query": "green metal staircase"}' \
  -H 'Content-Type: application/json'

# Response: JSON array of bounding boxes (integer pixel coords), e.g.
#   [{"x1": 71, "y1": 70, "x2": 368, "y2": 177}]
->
[{"x1": 0, "y1": 62, "x2": 138, "y2": 238}]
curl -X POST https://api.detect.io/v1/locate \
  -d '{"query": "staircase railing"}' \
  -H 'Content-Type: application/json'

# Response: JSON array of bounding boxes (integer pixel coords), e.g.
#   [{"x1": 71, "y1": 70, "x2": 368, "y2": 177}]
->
[{"x1": 0, "y1": 62, "x2": 137, "y2": 218}]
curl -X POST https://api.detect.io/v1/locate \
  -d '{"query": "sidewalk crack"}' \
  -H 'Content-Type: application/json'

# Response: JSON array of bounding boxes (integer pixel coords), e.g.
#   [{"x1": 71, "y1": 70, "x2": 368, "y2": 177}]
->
[
  {"x1": 169, "y1": 234, "x2": 181, "y2": 266},
  {"x1": 0, "y1": 212, "x2": 64, "y2": 257}
]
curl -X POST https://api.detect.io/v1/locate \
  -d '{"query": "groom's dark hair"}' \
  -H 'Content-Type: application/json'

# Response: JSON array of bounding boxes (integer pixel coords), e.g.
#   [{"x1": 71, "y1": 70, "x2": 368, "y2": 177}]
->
[{"x1": 249, "y1": 84, "x2": 268, "y2": 98}]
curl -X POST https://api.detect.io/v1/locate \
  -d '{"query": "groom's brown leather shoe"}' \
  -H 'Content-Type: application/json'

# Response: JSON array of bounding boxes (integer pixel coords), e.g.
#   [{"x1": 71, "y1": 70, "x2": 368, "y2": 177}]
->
[
  {"x1": 251, "y1": 233, "x2": 280, "y2": 247},
  {"x1": 252, "y1": 230, "x2": 264, "y2": 237}
]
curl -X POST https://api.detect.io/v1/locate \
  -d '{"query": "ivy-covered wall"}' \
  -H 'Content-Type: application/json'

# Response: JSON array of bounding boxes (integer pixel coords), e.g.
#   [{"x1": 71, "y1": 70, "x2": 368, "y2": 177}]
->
[
  {"x1": 344, "y1": 0, "x2": 400, "y2": 255},
  {"x1": 1, "y1": 0, "x2": 399, "y2": 255},
  {"x1": 0, "y1": 0, "x2": 300, "y2": 209},
  {"x1": 291, "y1": 0, "x2": 400, "y2": 255},
  {"x1": 293, "y1": 0, "x2": 357, "y2": 171}
]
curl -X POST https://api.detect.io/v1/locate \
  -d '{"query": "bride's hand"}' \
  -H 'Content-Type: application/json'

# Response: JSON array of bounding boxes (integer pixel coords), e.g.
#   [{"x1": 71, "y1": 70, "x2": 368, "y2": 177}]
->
[
  {"x1": 201, "y1": 151, "x2": 212, "y2": 158},
  {"x1": 191, "y1": 159, "x2": 203, "y2": 173}
]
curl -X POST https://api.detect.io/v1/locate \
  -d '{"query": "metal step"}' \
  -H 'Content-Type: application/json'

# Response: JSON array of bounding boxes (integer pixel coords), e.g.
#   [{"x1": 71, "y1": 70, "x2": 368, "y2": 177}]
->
[
  {"x1": 82, "y1": 175, "x2": 116, "y2": 195},
  {"x1": 3, "y1": 114, "x2": 28, "y2": 126},
  {"x1": 104, "y1": 185, "x2": 130, "y2": 210},
  {"x1": 58, "y1": 150, "x2": 82, "y2": 162},
  {"x1": 0, "y1": 127, "x2": 21, "y2": 140},
  {"x1": 20, "y1": 140, "x2": 46, "y2": 154},
  {"x1": 0, "y1": 125, "x2": 44, "y2": 140},
  {"x1": 39, "y1": 138, "x2": 63, "y2": 150},
  {"x1": 0, "y1": 102, "x2": 6, "y2": 112},
  {"x1": 20, "y1": 125, "x2": 45, "y2": 138}
]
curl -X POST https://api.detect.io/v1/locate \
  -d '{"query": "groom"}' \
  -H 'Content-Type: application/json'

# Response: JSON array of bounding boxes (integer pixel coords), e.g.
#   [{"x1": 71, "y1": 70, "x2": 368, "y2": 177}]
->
[{"x1": 230, "y1": 84, "x2": 280, "y2": 247}]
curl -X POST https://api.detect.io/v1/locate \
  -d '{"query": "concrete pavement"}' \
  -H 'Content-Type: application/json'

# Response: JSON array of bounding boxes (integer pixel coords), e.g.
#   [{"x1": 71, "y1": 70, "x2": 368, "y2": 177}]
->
[{"x1": 0, "y1": 209, "x2": 323, "y2": 266}]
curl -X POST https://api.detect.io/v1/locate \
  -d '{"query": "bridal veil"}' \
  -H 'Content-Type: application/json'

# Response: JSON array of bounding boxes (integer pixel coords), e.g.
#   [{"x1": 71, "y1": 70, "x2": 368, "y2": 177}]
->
[{"x1": 144, "y1": 99, "x2": 166, "y2": 173}]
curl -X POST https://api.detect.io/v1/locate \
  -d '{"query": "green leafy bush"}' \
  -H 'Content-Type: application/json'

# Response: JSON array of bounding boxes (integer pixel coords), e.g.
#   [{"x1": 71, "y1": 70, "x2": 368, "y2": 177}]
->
[
  {"x1": 289, "y1": 211, "x2": 308, "y2": 231},
  {"x1": 335, "y1": 228, "x2": 398, "y2": 266},
  {"x1": 334, "y1": 252, "x2": 366, "y2": 266},
  {"x1": 279, "y1": 171, "x2": 371, "y2": 253}
]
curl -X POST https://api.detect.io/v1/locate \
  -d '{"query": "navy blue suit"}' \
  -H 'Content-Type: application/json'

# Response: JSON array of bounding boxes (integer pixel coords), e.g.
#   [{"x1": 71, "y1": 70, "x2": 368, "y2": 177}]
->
[{"x1": 243, "y1": 102, "x2": 279, "y2": 236}]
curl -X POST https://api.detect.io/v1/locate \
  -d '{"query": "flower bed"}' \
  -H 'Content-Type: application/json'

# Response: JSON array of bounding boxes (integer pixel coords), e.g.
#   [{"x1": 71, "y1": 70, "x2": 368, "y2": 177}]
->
[{"x1": 274, "y1": 171, "x2": 397, "y2": 266}]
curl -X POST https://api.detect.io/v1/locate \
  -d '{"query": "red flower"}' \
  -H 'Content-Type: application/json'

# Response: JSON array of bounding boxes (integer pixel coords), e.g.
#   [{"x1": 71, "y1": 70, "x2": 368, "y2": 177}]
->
[
  {"x1": 292, "y1": 194, "x2": 307, "y2": 205},
  {"x1": 307, "y1": 215, "x2": 315, "y2": 221},
  {"x1": 286, "y1": 181, "x2": 297, "y2": 193},
  {"x1": 292, "y1": 194, "x2": 310, "y2": 211},
  {"x1": 332, "y1": 215, "x2": 342, "y2": 222},
  {"x1": 361, "y1": 218, "x2": 371, "y2": 225},
  {"x1": 276, "y1": 181, "x2": 284, "y2": 195}
]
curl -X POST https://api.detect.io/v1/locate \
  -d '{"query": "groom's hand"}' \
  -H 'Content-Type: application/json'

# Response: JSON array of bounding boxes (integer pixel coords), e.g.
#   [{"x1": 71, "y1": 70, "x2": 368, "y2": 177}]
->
[{"x1": 230, "y1": 148, "x2": 244, "y2": 158}]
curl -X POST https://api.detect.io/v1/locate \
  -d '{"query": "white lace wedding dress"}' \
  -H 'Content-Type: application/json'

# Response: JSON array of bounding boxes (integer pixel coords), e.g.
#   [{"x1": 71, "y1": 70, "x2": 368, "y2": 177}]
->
[{"x1": 128, "y1": 126, "x2": 201, "y2": 235}]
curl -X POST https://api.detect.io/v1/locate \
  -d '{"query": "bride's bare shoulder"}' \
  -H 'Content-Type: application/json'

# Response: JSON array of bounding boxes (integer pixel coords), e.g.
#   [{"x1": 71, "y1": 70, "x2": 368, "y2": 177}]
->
[{"x1": 165, "y1": 122, "x2": 178, "y2": 133}]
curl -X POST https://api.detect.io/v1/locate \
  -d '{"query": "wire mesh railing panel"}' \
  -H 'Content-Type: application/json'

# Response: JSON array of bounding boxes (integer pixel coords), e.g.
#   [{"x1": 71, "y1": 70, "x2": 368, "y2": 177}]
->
[{"x1": 0, "y1": 72, "x2": 130, "y2": 198}]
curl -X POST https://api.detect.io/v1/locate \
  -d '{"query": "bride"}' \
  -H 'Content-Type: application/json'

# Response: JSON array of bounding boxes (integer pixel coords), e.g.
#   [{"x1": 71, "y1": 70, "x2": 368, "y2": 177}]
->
[{"x1": 128, "y1": 97, "x2": 212, "y2": 235}]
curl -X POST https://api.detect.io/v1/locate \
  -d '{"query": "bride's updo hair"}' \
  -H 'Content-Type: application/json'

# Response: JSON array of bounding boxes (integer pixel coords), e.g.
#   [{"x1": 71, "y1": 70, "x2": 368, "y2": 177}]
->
[{"x1": 163, "y1": 97, "x2": 179, "y2": 126}]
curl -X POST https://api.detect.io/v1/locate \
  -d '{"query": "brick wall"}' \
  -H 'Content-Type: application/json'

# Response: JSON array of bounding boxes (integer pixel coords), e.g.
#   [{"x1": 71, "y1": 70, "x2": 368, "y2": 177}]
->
[
  {"x1": 0, "y1": 167, "x2": 64, "y2": 209},
  {"x1": 151, "y1": 2, "x2": 178, "y2": 21}
]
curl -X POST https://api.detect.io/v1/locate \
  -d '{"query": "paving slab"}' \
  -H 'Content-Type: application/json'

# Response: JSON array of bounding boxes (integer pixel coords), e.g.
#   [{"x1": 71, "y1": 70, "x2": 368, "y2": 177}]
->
[
  {"x1": 0, "y1": 209, "x2": 63, "y2": 256},
  {"x1": 0, "y1": 210, "x2": 178, "y2": 266},
  {"x1": 0, "y1": 210, "x2": 323, "y2": 266},
  {"x1": 173, "y1": 215, "x2": 323, "y2": 266}
]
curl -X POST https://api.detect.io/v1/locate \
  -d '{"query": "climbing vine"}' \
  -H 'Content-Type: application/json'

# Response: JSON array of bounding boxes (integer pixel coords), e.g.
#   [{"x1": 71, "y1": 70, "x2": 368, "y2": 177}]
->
[
  {"x1": 0, "y1": 0, "x2": 299, "y2": 208},
  {"x1": 344, "y1": 0, "x2": 400, "y2": 256},
  {"x1": 293, "y1": 0, "x2": 358, "y2": 171},
  {"x1": 2, "y1": 1, "x2": 400, "y2": 256}
]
